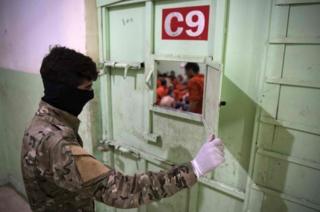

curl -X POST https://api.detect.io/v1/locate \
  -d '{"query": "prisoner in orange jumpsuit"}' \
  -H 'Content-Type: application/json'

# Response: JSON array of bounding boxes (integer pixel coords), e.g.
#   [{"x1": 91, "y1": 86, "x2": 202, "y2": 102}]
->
[
  {"x1": 173, "y1": 75, "x2": 187, "y2": 102},
  {"x1": 185, "y1": 63, "x2": 204, "y2": 114},
  {"x1": 156, "y1": 78, "x2": 169, "y2": 104}
]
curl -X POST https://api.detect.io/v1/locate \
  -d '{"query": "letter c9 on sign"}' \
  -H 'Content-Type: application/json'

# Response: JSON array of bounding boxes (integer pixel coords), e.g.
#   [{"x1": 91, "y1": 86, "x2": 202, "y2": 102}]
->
[{"x1": 162, "y1": 5, "x2": 210, "y2": 40}]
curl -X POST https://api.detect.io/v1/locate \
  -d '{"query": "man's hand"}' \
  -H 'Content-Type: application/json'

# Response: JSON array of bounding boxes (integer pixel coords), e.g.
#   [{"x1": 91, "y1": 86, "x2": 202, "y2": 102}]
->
[{"x1": 191, "y1": 135, "x2": 225, "y2": 178}]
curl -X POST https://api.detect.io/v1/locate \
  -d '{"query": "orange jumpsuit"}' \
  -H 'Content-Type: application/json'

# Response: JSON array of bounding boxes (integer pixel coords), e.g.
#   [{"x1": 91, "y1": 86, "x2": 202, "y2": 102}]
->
[
  {"x1": 174, "y1": 83, "x2": 187, "y2": 102},
  {"x1": 156, "y1": 85, "x2": 169, "y2": 104},
  {"x1": 157, "y1": 79, "x2": 161, "y2": 88},
  {"x1": 187, "y1": 74, "x2": 204, "y2": 114}
]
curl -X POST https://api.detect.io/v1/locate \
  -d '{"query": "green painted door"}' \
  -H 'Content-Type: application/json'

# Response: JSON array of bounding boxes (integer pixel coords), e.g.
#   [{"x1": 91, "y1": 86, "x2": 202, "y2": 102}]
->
[
  {"x1": 95, "y1": 0, "x2": 244, "y2": 211},
  {"x1": 245, "y1": 1, "x2": 320, "y2": 212}
]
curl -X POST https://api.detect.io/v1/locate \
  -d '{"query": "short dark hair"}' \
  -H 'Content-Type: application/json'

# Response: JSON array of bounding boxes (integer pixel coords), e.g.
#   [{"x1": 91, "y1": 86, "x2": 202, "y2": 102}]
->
[
  {"x1": 160, "y1": 79, "x2": 167, "y2": 86},
  {"x1": 40, "y1": 46, "x2": 98, "y2": 87},
  {"x1": 185, "y1": 62, "x2": 200, "y2": 74}
]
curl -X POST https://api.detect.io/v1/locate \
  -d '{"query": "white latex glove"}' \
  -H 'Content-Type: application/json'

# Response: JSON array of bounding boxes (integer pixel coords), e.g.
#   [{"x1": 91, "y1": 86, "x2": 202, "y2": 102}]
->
[{"x1": 191, "y1": 135, "x2": 225, "y2": 178}]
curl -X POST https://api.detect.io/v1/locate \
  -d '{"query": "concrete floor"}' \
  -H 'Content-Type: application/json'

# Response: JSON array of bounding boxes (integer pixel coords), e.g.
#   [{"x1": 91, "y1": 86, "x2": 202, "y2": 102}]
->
[{"x1": 0, "y1": 186, "x2": 31, "y2": 212}]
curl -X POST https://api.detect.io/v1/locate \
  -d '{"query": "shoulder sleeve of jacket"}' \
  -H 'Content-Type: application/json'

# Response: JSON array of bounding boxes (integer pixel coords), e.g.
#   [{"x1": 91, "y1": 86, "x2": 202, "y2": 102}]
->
[
  {"x1": 50, "y1": 141, "x2": 197, "y2": 209},
  {"x1": 50, "y1": 140, "x2": 110, "y2": 192}
]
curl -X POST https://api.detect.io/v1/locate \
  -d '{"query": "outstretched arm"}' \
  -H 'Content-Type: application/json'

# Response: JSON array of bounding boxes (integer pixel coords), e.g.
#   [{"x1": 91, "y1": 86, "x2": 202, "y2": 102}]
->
[{"x1": 50, "y1": 140, "x2": 197, "y2": 209}]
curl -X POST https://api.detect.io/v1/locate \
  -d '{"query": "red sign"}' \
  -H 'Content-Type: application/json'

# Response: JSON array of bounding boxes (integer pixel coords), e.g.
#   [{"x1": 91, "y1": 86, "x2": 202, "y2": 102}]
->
[{"x1": 162, "y1": 5, "x2": 210, "y2": 40}]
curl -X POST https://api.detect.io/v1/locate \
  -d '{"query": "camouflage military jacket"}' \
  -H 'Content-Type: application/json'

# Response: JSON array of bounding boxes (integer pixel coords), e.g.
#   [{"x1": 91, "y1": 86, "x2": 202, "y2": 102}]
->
[{"x1": 21, "y1": 101, "x2": 197, "y2": 212}]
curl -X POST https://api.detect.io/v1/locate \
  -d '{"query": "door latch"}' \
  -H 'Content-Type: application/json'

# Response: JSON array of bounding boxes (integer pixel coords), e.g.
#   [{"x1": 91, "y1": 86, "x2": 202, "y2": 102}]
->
[
  {"x1": 97, "y1": 139, "x2": 141, "y2": 159},
  {"x1": 219, "y1": 101, "x2": 227, "y2": 107},
  {"x1": 99, "y1": 61, "x2": 144, "y2": 78}
]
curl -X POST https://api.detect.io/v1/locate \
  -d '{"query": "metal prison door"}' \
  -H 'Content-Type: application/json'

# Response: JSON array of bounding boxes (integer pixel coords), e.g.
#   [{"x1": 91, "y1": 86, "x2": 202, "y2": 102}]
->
[{"x1": 95, "y1": 1, "x2": 241, "y2": 212}]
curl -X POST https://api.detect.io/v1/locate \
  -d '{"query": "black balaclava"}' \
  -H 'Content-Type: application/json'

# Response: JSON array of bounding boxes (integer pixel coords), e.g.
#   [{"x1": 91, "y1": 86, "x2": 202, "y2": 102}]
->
[{"x1": 42, "y1": 79, "x2": 94, "y2": 116}]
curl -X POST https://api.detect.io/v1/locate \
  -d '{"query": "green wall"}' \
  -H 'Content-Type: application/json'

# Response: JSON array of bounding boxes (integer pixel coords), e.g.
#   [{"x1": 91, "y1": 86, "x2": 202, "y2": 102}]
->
[
  {"x1": 0, "y1": 68, "x2": 43, "y2": 194},
  {"x1": 0, "y1": 68, "x2": 100, "y2": 195}
]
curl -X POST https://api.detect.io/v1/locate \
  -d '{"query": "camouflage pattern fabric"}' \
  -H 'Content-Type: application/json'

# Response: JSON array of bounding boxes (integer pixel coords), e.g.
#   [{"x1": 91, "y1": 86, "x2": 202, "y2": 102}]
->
[{"x1": 21, "y1": 101, "x2": 197, "y2": 211}]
